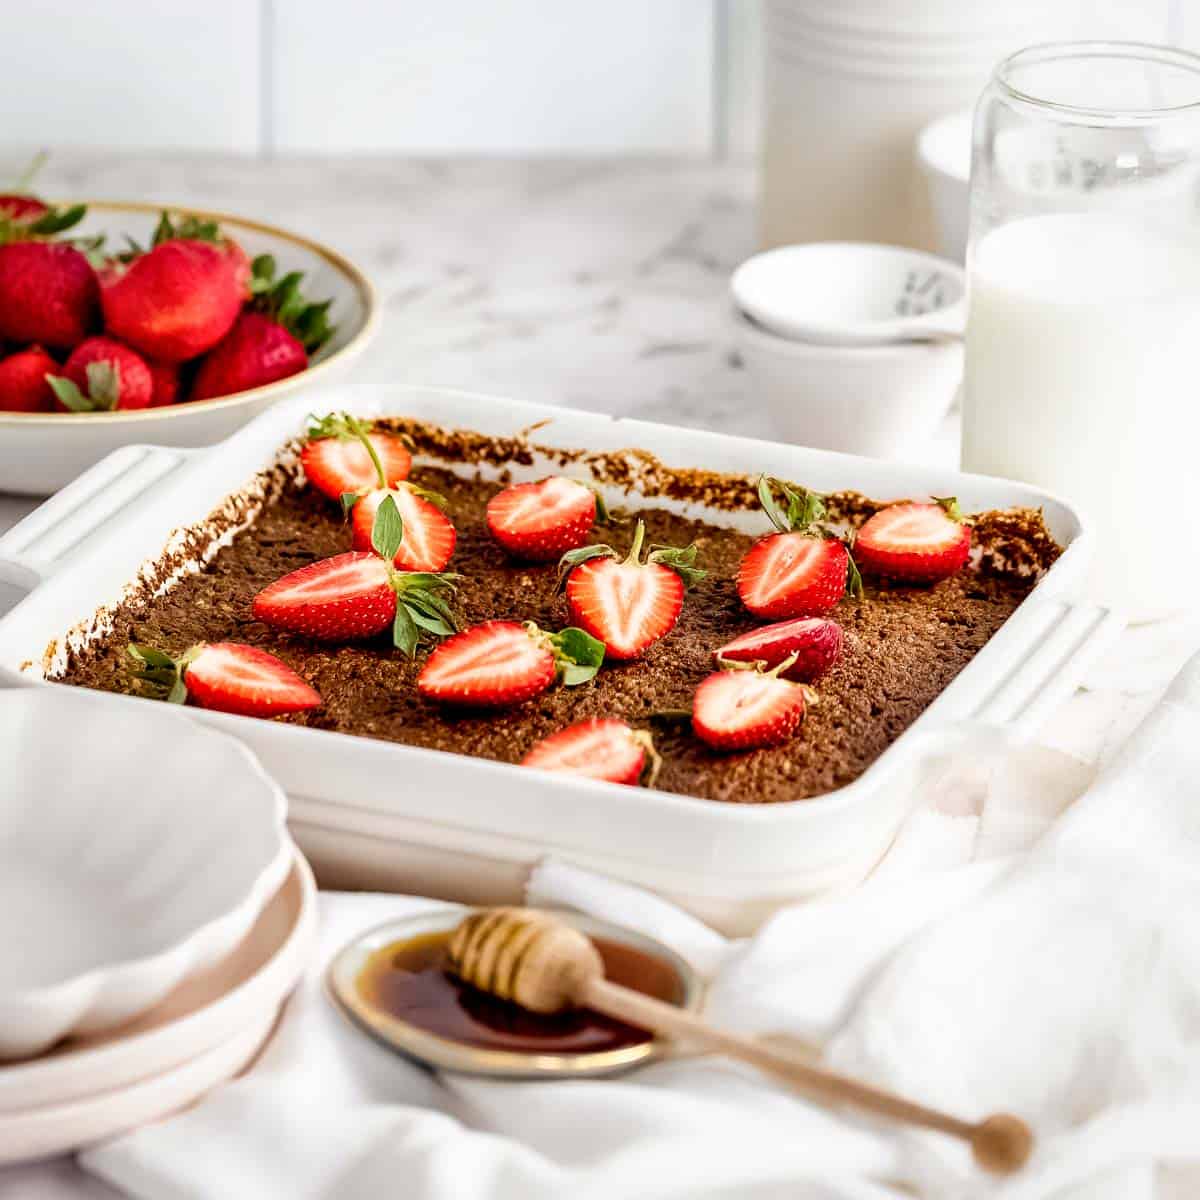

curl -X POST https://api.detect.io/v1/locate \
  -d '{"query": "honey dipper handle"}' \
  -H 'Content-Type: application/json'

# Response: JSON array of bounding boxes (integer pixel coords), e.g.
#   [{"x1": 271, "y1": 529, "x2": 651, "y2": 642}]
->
[{"x1": 582, "y1": 978, "x2": 1033, "y2": 1175}]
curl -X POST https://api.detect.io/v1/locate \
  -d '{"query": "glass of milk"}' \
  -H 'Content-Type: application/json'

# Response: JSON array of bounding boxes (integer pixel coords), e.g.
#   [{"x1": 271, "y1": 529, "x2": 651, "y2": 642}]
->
[{"x1": 962, "y1": 43, "x2": 1200, "y2": 620}]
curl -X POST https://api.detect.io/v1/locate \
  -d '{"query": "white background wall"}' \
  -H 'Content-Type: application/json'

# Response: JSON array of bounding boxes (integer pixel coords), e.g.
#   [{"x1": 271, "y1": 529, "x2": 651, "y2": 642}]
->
[{"x1": 0, "y1": 1, "x2": 1191, "y2": 158}]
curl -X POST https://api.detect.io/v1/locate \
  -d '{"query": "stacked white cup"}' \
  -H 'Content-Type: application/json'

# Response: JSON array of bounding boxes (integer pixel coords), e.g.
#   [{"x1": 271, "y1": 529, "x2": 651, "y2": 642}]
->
[{"x1": 761, "y1": 0, "x2": 1077, "y2": 251}]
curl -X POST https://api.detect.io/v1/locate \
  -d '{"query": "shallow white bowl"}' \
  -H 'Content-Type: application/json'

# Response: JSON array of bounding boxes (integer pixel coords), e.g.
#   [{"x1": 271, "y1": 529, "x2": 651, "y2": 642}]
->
[
  {"x1": 733, "y1": 308, "x2": 961, "y2": 458},
  {"x1": 0, "y1": 688, "x2": 292, "y2": 1059},
  {"x1": 731, "y1": 242, "x2": 965, "y2": 345},
  {"x1": 0, "y1": 200, "x2": 379, "y2": 496},
  {"x1": 916, "y1": 109, "x2": 973, "y2": 261}
]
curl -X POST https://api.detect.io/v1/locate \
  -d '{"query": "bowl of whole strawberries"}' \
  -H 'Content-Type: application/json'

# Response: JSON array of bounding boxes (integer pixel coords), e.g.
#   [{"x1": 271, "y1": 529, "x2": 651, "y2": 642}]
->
[{"x1": 0, "y1": 194, "x2": 378, "y2": 495}]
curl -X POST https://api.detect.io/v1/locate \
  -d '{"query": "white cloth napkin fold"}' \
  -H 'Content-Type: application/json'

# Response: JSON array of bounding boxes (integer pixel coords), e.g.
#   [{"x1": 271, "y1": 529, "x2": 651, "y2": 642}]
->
[{"x1": 81, "y1": 653, "x2": 1200, "y2": 1200}]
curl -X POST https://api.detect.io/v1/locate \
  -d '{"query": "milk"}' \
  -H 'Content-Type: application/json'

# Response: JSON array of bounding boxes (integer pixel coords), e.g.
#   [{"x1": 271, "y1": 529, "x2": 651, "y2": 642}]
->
[{"x1": 962, "y1": 214, "x2": 1200, "y2": 619}]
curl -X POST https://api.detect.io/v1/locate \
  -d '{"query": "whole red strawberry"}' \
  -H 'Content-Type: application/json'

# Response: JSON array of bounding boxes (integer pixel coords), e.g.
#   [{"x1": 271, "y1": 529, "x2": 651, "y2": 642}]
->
[
  {"x1": 0, "y1": 154, "x2": 59, "y2": 228},
  {"x1": 99, "y1": 213, "x2": 250, "y2": 363},
  {"x1": 0, "y1": 345, "x2": 58, "y2": 412},
  {"x1": 0, "y1": 195, "x2": 48, "y2": 224},
  {"x1": 191, "y1": 254, "x2": 334, "y2": 400},
  {"x1": 47, "y1": 336, "x2": 153, "y2": 412},
  {"x1": 191, "y1": 311, "x2": 303, "y2": 400},
  {"x1": 0, "y1": 241, "x2": 99, "y2": 349},
  {"x1": 147, "y1": 359, "x2": 181, "y2": 407}
]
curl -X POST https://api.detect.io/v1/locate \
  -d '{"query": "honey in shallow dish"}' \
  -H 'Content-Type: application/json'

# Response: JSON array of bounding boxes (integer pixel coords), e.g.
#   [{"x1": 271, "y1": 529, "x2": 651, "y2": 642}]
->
[{"x1": 356, "y1": 929, "x2": 684, "y2": 1057}]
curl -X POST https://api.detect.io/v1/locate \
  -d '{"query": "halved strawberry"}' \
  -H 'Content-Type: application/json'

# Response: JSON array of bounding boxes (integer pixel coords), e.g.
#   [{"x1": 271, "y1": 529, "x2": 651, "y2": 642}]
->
[
  {"x1": 521, "y1": 719, "x2": 658, "y2": 786},
  {"x1": 253, "y1": 552, "x2": 395, "y2": 642},
  {"x1": 854, "y1": 498, "x2": 971, "y2": 583},
  {"x1": 715, "y1": 616, "x2": 843, "y2": 681},
  {"x1": 486, "y1": 477, "x2": 603, "y2": 562},
  {"x1": 692, "y1": 657, "x2": 811, "y2": 752},
  {"x1": 560, "y1": 520, "x2": 705, "y2": 660},
  {"x1": 127, "y1": 642, "x2": 320, "y2": 719},
  {"x1": 352, "y1": 485, "x2": 456, "y2": 572},
  {"x1": 300, "y1": 411, "x2": 412, "y2": 501},
  {"x1": 253, "y1": 495, "x2": 459, "y2": 653},
  {"x1": 418, "y1": 620, "x2": 604, "y2": 708},
  {"x1": 736, "y1": 477, "x2": 860, "y2": 619}
]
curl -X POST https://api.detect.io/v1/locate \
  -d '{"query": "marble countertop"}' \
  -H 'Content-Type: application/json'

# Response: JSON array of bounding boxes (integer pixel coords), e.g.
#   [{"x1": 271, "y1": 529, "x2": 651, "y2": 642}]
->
[{"x1": 0, "y1": 154, "x2": 1196, "y2": 1199}]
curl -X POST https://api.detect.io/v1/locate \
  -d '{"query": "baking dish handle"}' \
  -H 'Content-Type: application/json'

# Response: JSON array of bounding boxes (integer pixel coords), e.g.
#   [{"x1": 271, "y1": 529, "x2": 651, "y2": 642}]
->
[
  {"x1": 959, "y1": 597, "x2": 1124, "y2": 742},
  {"x1": 0, "y1": 444, "x2": 194, "y2": 590}
]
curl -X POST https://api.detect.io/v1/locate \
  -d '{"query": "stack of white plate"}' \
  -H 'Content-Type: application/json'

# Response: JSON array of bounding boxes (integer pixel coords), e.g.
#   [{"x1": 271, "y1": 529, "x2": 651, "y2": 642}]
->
[
  {"x1": 760, "y1": 0, "x2": 1076, "y2": 250},
  {"x1": 0, "y1": 690, "x2": 316, "y2": 1163}
]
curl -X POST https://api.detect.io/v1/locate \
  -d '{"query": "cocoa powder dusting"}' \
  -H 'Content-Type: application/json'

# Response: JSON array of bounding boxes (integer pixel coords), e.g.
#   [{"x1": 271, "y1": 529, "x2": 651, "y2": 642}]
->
[{"x1": 55, "y1": 427, "x2": 1057, "y2": 805}]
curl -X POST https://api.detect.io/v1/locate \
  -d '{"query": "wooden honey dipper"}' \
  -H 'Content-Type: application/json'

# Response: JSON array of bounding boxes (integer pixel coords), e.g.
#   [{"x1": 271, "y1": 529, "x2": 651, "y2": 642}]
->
[{"x1": 447, "y1": 908, "x2": 1033, "y2": 1175}]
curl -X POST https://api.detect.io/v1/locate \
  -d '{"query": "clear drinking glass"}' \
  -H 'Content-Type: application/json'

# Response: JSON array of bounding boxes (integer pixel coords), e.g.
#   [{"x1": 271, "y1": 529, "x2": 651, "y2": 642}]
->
[{"x1": 961, "y1": 43, "x2": 1200, "y2": 619}]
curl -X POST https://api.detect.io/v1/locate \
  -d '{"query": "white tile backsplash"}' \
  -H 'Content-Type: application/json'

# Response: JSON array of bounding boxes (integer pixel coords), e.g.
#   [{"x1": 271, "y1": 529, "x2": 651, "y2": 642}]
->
[
  {"x1": 0, "y1": 0, "x2": 261, "y2": 154},
  {"x1": 269, "y1": 0, "x2": 713, "y2": 155},
  {"x1": 0, "y1": 0, "x2": 1191, "y2": 159},
  {"x1": 721, "y1": 0, "x2": 764, "y2": 159}
]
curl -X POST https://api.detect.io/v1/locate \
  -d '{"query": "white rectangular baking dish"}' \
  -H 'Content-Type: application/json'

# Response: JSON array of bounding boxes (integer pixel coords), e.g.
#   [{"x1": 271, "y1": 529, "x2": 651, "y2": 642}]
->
[{"x1": 0, "y1": 386, "x2": 1122, "y2": 934}]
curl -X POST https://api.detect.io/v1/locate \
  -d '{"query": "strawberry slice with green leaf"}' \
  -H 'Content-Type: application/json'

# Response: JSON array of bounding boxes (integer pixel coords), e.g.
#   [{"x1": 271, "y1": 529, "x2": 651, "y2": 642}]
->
[
  {"x1": 486, "y1": 476, "x2": 606, "y2": 562},
  {"x1": 853, "y1": 497, "x2": 971, "y2": 583},
  {"x1": 127, "y1": 642, "x2": 321, "y2": 718},
  {"x1": 559, "y1": 519, "x2": 705, "y2": 660},
  {"x1": 351, "y1": 483, "x2": 456, "y2": 572},
  {"x1": 692, "y1": 654, "x2": 813, "y2": 752},
  {"x1": 252, "y1": 494, "x2": 459, "y2": 654},
  {"x1": 521, "y1": 718, "x2": 659, "y2": 786},
  {"x1": 736, "y1": 476, "x2": 861, "y2": 620},
  {"x1": 300, "y1": 411, "x2": 413, "y2": 501},
  {"x1": 417, "y1": 619, "x2": 605, "y2": 708}
]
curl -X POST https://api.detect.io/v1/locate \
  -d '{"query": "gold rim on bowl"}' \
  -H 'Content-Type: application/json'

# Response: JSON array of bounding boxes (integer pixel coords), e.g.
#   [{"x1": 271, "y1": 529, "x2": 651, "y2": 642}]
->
[{"x1": 0, "y1": 199, "x2": 380, "y2": 428}]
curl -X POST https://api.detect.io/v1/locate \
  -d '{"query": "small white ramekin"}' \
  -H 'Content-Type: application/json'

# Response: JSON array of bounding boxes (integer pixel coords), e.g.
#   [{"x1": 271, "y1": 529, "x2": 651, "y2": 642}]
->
[{"x1": 733, "y1": 308, "x2": 962, "y2": 459}]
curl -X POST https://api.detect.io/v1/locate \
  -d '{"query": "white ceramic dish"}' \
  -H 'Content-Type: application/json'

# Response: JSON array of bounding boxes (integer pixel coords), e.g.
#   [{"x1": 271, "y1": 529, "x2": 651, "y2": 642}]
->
[
  {"x1": 916, "y1": 109, "x2": 974, "y2": 261},
  {"x1": 328, "y1": 907, "x2": 702, "y2": 1079},
  {"x1": 0, "y1": 201, "x2": 379, "y2": 497},
  {"x1": 0, "y1": 1006, "x2": 278, "y2": 1166},
  {"x1": 731, "y1": 243, "x2": 965, "y2": 345},
  {"x1": 732, "y1": 307, "x2": 961, "y2": 458},
  {"x1": 0, "y1": 386, "x2": 1122, "y2": 935},
  {"x1": 0, "y1": 853, "x2": 314, "y2": 1115},
  {"x1": 767, "y1": 0, "x2": 1063, "y2": 39},
  {"x1": 0, "y1": 689, "x2": 293, "y2": 1059}
]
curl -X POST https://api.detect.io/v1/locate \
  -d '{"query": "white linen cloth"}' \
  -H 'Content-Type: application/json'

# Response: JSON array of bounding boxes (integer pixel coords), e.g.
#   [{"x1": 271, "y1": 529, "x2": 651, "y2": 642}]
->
[{"x1": 80, "y1": 650, "x2": 1200, "y2": 1200}]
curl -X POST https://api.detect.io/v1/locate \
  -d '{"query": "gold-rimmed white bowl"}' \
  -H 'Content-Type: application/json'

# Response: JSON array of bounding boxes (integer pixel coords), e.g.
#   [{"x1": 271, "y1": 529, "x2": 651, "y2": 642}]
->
[{"x1": 0, "y1": 201, "x2": 379, "y2": 496}]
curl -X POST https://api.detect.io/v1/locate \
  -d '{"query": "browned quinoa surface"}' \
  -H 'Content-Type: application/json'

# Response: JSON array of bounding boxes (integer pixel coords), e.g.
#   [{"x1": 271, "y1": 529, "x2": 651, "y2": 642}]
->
[{"x1": 56, "y1": 439, "x2": 1052, "y2": 804}]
